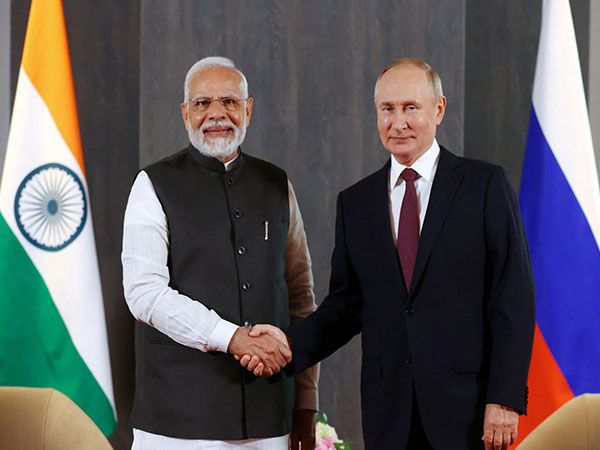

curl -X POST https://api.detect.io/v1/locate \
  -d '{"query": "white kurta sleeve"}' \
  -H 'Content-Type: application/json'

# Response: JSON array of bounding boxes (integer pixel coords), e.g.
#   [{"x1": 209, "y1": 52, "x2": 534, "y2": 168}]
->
[{"x1": 122, "y1": 171, "x2": 238, "y2": 353}]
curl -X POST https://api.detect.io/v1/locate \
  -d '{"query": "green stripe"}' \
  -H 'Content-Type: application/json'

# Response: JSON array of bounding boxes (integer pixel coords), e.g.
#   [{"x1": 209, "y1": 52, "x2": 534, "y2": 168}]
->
[{"x1": 0, "y1": 212, "x2": 116, "y2": 436}]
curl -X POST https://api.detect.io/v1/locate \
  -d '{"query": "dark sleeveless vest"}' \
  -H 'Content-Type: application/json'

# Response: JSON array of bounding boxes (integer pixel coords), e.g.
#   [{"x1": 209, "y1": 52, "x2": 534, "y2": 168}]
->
[{"x1": 130, "y1": 146, "x2": 294, "y2": 439}]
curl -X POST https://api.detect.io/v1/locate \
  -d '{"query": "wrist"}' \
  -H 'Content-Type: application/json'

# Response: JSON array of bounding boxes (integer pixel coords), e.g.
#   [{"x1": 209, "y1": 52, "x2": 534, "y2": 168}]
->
[
  {"x1": 227, "y1": 326, "x2": 245, "y2": 355},
  {"x1": 210, "y1": 320, "x2": 239, "y2": 353}
]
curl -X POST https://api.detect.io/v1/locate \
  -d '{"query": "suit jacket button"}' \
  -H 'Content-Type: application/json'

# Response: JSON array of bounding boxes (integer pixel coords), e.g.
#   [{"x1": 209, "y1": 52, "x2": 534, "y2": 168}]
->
[
  {"x1": 233, "y1": 209, "x2": 242, "y2": 218},
  {"x1": 226, "y1": 176, "x2": 235, "y2": 185},
  {"x1": 405, "y1": 308, "x2": 415, "y2": 315},
  {"x1": 243, "y1": 320, "x2": 252, "y2": 328},
  {"x1": 237, "y1": 246, "x2": 246, "y2": 255},
  {"x1": 405, "y1": 354, "x2": 412, "y2": 364},
  {"x1": 242, "y1": 282, "x2": 251, "y2": 291}
]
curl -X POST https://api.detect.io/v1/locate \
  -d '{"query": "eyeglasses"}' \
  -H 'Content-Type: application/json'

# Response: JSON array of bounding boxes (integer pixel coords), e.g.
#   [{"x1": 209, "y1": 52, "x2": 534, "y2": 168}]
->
[{"x1": 187, "y1": 97, "x2": 247, "y2": 113}]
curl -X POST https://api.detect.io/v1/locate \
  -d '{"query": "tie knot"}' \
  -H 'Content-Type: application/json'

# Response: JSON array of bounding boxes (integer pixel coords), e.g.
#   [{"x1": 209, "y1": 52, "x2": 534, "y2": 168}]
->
[{"x1": 401, "y1": 168, "x2": 418, "y2": 182}]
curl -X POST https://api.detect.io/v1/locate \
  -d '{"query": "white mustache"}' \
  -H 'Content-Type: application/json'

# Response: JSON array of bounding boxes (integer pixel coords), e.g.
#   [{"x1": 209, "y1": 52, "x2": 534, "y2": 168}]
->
[{"x1": 201, "y1": 120, "x2": 235, "y2": 134}]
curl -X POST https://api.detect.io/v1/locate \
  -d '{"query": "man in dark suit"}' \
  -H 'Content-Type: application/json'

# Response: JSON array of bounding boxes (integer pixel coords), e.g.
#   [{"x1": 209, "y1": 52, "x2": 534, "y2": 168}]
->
[{"x1": 242, "y1": 58, "x2": 535, "y2": 450}]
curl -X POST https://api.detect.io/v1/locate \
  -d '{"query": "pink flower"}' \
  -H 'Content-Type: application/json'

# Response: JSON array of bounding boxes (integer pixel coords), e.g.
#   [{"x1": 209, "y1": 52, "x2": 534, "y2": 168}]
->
[{"x1": 315, "y1": 437, "x2": 336, "y2": 450}]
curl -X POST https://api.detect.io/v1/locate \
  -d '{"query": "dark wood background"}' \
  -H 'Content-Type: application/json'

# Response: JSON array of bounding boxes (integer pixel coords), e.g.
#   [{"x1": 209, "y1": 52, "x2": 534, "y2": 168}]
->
[{"x1": 9, "y1": 1, "x2": 590, "y2": 448}]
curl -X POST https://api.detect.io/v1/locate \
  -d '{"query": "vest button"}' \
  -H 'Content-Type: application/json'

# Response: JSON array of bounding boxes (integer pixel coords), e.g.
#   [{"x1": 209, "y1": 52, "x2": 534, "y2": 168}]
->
[
  {"x1": 226, "y1": 176, "x2": 235, "y2": 185},
  {"x1": 237, "y1": 246, "x2": 246, "y2": 255},
  {"x1": 242, "y1": 282, "x2": 251, "y2": 291},
  {"x1": 233, "y1": 209, "x2": 242, "y2": 218}
]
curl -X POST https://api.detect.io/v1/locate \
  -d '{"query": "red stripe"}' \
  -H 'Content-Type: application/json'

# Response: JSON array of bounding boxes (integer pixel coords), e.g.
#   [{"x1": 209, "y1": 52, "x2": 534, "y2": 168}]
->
[{"x1": 511, "y1": 324, "x2": 574, "y2": 448}]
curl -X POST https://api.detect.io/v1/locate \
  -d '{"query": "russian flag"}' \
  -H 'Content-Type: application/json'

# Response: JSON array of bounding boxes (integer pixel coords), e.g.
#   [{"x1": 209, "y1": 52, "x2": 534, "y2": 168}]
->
[{"x1": 516, "y1": 0, "x2": 600, "y2": 445}]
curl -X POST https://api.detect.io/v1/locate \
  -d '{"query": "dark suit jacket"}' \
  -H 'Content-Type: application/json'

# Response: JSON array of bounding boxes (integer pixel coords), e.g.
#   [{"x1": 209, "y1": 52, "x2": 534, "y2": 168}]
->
[{"x1": 288, "y1": 147, "x2": 535, "y2": 450}]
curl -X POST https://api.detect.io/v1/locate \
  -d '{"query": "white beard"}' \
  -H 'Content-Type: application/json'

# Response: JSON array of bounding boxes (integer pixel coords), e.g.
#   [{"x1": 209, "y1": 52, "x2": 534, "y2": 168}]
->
[{"x1": 188, "y1": 117, "x2": 247, "y2": 161}]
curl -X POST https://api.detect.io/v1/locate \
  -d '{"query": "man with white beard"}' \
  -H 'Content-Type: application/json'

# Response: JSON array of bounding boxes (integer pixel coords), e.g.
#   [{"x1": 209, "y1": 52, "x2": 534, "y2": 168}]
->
[{"x1": 122, "y1": 57, "x2": 319, "y2": 450}]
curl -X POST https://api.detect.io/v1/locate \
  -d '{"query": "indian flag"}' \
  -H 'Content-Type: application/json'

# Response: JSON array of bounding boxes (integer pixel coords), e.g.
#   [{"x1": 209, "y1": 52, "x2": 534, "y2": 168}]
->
[{"x1": 0, "y1": 0, "x2": 116, "y2": 436}]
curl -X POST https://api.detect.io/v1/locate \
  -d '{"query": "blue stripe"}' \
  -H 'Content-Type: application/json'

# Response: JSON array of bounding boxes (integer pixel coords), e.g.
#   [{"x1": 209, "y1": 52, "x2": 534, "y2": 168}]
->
[{"x1": 520, "y1": 107, "x2": 600, "y2": 395}]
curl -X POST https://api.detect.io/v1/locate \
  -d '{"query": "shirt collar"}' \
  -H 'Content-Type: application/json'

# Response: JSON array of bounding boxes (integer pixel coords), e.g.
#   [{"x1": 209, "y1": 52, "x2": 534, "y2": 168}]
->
[
  {"x1": 390, "y1": 139, "x2": 440, "y2": 188},
  {"x1": 224, "y1": 151, "x2": 240, "y2": 171}
]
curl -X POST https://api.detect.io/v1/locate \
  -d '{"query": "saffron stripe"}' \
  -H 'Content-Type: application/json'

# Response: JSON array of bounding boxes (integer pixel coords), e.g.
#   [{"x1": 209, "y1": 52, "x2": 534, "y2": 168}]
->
[{"x1": 21, "y1": 0, "x2": 85, "y2": 176}]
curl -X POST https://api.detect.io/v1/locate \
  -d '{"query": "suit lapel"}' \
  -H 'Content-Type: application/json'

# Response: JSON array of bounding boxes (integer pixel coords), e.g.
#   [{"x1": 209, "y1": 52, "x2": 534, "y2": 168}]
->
[
  {"x1": 409, "y1": 147, "x2": 464, "y2": 296},
  {"x1": 368, "y1": 161, "x2": 407, "y2": 293}
]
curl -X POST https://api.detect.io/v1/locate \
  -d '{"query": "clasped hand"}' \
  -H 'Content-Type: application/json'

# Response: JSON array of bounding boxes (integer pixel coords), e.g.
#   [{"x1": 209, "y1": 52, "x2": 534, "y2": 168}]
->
[{"x1": 228, "y1": 324, "x2": 290, "y2": 376}]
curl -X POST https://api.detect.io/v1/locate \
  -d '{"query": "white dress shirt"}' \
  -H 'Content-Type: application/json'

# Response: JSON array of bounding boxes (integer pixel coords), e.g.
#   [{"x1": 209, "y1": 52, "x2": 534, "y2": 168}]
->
[
  {"x1": 388, "y1": 139, "x2": 441, "y2": 244},
  {"x1": 122, "y1": 154, "x2": 318, "y2": 449}
]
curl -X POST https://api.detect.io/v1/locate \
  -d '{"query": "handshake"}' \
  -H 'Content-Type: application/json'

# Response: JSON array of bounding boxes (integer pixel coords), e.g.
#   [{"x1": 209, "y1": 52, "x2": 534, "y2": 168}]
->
[{"x1": 228, "y1": 324, "x2": 292, "y2": 377}]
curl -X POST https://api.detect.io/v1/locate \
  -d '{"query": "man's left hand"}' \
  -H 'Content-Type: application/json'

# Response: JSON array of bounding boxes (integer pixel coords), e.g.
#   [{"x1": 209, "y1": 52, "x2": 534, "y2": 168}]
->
[
  {"x1": 289, "y1": 409, "x2": 316, "y2": 450},
  {"x1": 482, "y1": 403, "x2": 518, "y2": 450}
]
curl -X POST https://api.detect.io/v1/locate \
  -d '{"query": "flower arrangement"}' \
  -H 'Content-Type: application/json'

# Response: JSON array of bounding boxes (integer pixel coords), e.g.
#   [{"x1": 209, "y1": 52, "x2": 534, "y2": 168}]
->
[{"x1": 314, "y1": 412, "x2": 352, "y2": 450}]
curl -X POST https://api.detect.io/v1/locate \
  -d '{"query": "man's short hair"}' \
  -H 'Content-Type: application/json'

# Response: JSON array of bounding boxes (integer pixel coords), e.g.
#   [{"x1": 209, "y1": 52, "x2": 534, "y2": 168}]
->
[
  {"x1": 183, "y1": 56, "x2": 249, "y2": 102},
  {"x1": 374, "y1": 58, "x2": 443, "y2": 102}
]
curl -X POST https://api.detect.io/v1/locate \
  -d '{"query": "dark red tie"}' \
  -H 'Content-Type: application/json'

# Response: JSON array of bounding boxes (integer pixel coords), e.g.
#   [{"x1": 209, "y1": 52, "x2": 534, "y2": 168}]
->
[{"x1": 397, "y1": 168, "x2": 419, "y2": 289}]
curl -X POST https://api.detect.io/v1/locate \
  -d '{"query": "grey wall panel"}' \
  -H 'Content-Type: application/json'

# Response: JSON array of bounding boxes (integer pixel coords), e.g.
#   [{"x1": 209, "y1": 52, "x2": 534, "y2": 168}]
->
[
  {"x1": 10, "y1": 2, "x2": 140, "y2": 449},
  {"x1": 465, "y1": 0, "x2": 590, "y2": 191},
  {"x1": 571, "y1": 0, "x2": 590, "y2": 94},
  {"x1": 464, "y1": 0, "x2": 541, "y2": 191},
  {"x1": 589, "y1": 0, "x2": 600, "y2": 178},
  {"x1": 0, "y1": 0, "x2": 8, "y2": 179},
  {"x1": 141, "y1": 1, "x2": 465, "y2": 448}
]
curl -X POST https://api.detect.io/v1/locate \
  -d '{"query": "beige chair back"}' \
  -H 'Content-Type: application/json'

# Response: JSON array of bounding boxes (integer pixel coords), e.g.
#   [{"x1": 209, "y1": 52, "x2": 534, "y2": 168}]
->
[
  {"x1": 517, "y1": 394, "x2": 600, "y2": 449},
  {"x1": 0, "y1": 386, "x2": 113, "y2": 450}
]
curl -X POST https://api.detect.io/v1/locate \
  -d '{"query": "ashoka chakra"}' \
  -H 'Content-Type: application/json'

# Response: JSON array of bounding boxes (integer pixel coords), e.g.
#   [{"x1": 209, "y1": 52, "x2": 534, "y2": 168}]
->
[{"x1": 14, "y1": 163, "x2": 87, "y2": 251}]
